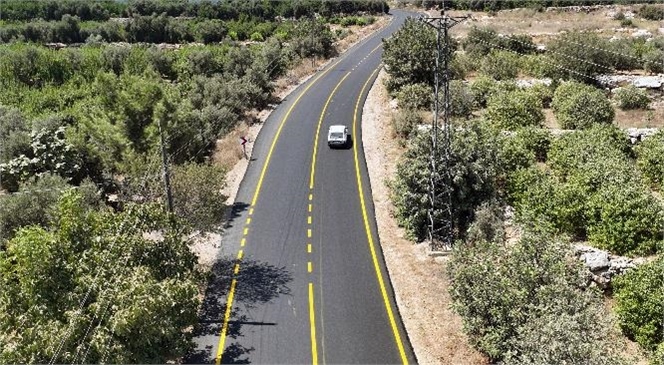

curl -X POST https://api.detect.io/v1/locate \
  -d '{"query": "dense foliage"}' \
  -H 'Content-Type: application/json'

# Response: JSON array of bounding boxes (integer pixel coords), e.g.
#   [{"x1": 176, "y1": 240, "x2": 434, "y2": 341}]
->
[
  {"x1": 614, "y1": 256, "x2": 664, "y2": 352},
  {"x1": 450, "y1": 227, "x2": 626, "y2": 364},
  {"x1": 0, "y1": 0, "x2": 388, "y2": 22},
  {"x1": 0, "y1": 191, "x2": 200, "y2": 363},
  {"x1": 508, "y1": 127, "x2": 664, "y2": 255},
  {"x1": 614, "y1": 85, "x2": 651, "y2": 110},
  {"x1": 551, "y1": 81, "x2": 615, "y2": 129},
  {"x1": 486, "y1": 89, "x2": 544, "y2": 130},
  {"x1": 391, "y1": 120, "x2": 532, "y2": 242},
  {"x1": 635, "y1": 130, "x2": 664, "y2": 189}
]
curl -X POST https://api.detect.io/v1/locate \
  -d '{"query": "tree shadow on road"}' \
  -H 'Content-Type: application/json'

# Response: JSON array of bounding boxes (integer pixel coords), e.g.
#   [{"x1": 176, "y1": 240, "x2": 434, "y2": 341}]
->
[{"x1": 185, "y1": 256, "x2": 292, "y2": 364}]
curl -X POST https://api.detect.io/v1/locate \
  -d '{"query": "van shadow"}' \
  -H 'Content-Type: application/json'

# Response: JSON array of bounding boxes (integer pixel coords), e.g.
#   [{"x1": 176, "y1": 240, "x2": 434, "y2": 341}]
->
[{"x1": 185, "y1": 256, "x2": 293, "y2": 364}]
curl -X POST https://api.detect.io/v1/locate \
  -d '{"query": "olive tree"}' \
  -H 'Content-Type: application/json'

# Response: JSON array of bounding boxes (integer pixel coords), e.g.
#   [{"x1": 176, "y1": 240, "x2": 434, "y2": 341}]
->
[{"x1": 551, "y1": 81, "x2": 614, "y2": 129}]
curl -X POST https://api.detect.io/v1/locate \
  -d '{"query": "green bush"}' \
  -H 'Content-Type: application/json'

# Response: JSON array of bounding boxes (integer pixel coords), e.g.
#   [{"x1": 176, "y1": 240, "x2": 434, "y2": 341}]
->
[
  {"x1": 551, "y1": 81, "x2": 614, "y2": 129},
  {"x1": 614, "y1": 256, "x2": 664, "y2": 352},
  {"x1": 470, "y1": 75, "x2": 498, "y2": 109},
  {"x1": 614, "y1": 85, "x2": 650, "y2": 110},
  {"x1": 0, "y1": 106, "x2": 31, "y2": 163},
  {"x1": 635, "y1": 130, "x2": 664, "y2": 189},
  {"x1": 391, "y1": 108, "x2": 423, "y2": 143},
  {"x1": 520, "y1": 54, "x2": 556, "y2": 78},
  {"x1": 479, "y1": 50, "x2": 520, "y2": 80},
  {"x1": 547, "y1": 31, "x2": 614, "y2": 82},
  {"x1": 527, "y1": 82, "x2": 554, "y2": 108},
  {"x1": 486, "y1": 89, "x2": 544, "y2": 130},
  {"x1": 450, "y1": 228, "x2": 625, "y2": 363},
  {"x1": 514, "y1": 126, "x2": 551, "y2": 162},
  {"x1": 639, "y1": 4, "x2": 664, "y2": 20},
  {"x1": 436, "y1": 80, "x2": 475, "y2": 119},
  {"x1": 643, "y1": 50, "x2": 664, "y2": 74},
  {"x1": 607, "y1": 38, "x2": 641, "y2": 71},
  {"x1": 396, "y1": 83, "x2": 432, "y2": 110},
  {"x1": 586, "y1": 183, "x2": 663, "y2": 255}
]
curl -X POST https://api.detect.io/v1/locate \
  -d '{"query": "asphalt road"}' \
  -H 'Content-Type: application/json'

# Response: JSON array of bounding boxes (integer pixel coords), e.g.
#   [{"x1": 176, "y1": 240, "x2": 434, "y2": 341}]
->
[{"x1": 188, "y1": 10, "x2": 417, "y2": 364}]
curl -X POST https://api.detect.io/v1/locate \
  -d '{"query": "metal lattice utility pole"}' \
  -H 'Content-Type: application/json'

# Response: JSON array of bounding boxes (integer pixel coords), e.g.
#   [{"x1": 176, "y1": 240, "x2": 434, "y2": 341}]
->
[
  {"x1": 158, "y1": 118, "x2": 174, "y2": 213},
  {"x1": 421, "y1": 6, "x2": 468, "y2": 252}
]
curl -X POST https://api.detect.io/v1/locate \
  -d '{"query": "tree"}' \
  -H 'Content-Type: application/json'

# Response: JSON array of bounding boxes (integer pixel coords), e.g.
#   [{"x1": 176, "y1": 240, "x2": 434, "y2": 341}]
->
[
  {"x1": 551, "y1": 81, "x2": 614, "y2": 129},
  {"x1": 635, "y1": 130, "x2": 664, "y2": 189},
  {"x1": 382, "y1": 18, "x2": 437, "y2": 93},
  {"x1": 391, "y1": 120, "x2": 505, "y2": 241},
  {"x1": 0, "y1": 191, "x2": 200, "y2": 363},
  {"x1": 479, "y1": 50, "x2": 520, "y2": 80},
  {"x1": 486, "y1": 89, "x2": 544, "y2": 130},
  {"x1": 171, "y1": 163, "x2": 227, "y2": 232}
]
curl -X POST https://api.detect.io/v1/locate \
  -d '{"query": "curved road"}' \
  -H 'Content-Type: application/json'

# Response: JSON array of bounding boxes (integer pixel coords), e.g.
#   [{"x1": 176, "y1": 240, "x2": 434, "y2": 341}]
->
[{"x1": 189, "y1": 10, "x2": 416, "y2": 364}]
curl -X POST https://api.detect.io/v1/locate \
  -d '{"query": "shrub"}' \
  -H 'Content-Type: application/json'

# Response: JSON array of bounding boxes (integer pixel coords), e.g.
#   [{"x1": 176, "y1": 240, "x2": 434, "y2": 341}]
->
[
  {"x1": 639, "y1": 4, "x2": 664, "y2": 20},
  {"x1": 391, "y1": 108, "x2": 423, "y2": 143},
  {"x1": 620, "y1": 18, "x2": 634, "y2": 27},
  {"x1": 520, "y1": 54, "x2": 556, "y2": 78},
  {"x1": 470, "y1": 75, "x2": 498, "y2": 109},
  {"x1": 586, "y1": 183, "x2": 663, "y2": 255},
  {"x1": 0, "y1": 106, "x2": 31, "y2": 163},
  {"x1": 614, "y1": 256, "x2": 664, "y2": 352},
  {"x1": 250, "y1": 31, "x2": 264, "y2": 42},
  {"x1": 396, "y1": 83, "x2": 432, "y2": 110},
  {"x1": 382, "y1": 18, "x2": 439, "y2": 92},
  {"x1": 607, "y1": 38, "x2": 641, "y2": 71},
  {"x1": 635, "y1": 130, "x2": 664, "y2": 189},
  {"x1": 479, "y1": 50, "x2": 520, "y2": 80},
  {"x1": 551, "y1": 81, "x2": 614, "y2": 129},
  {"x1": 614, "y1": 85, "x2": 650, "y2": 110},
  {"x1": 171, "y1": 163, "x2": 227, "y2": 233},
  {"x1": 527, "y1": 82, "x2": 554, "y2": 108},
  {"x1": 547, "y1": 31, "x2": 613, "y2": 82},
  {"x1": 514, "y1": 126, "x2": 551, "y2": 162},
  {"x1": 449, "y1": 228, "x2": 626, "y2": 363},
  {"x1": 486, "y1": 89, "x2": 544, "y2": 130},
  {"x1": 643, "y1": 50, "x2": 664, "y2": 74},
  {"x1": 435, "y1": 80, "x2": 475, "y2": 119}
]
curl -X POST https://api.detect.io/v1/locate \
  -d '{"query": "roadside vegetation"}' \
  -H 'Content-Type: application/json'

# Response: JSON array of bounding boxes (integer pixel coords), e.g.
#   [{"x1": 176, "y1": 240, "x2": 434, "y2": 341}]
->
[
  {"x1": 0, "y1": 0, "x2": 388, "y2": 362},
  {"x1": 384, "y1": 7, "x2": 664, "y2": 364}
]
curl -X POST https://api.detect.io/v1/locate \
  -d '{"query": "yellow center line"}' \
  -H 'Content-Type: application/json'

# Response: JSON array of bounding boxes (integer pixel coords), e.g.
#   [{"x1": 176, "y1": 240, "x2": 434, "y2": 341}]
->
[
  {"x1": 308, "y1": 216, "x2": 312, "y2": 225},
  {"x1": 240, "y1": 238, "x2": 246, "y2": 247},
  {"x1": 308, "y1": 262, "x2": 313, "y2": 273},
  {"x1": 309, "y1": 72, "x2": 352, "y2": 189},
  {"x1": 352, "y1": 66, "x2": 409, "y2": 364},
  {"x1": 243, "y1": 227, "x2": 249, "y2": 236},
  {"x1": 308, "y1": 203, "x2": 313, "y2": 212},
  {"x1": 307, "y1": 229, "x2": 312, "y2": 238},
  {"x1": 214, "y1": 45, "x2": 353, "y2": 365},
  {"x1": 237, "y1": 250, "x2": 244, "y2": 260},
  {"x1": 246, "y1": 218, "x2": 252, "y2": 225},
  {"x1": 309, "y1": 283, "x2": 318, "y2": 365},
  {"x1": 308, "y1": 244, "x2": 312, "y2": 253}
]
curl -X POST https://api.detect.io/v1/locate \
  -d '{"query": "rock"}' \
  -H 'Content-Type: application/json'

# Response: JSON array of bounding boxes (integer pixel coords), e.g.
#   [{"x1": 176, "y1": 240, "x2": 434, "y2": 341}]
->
[
  {"x1": 598, "y1": 74, "x2": 664, "y2": 89},
  {"x1": 582, "y1": 250, "x2": 610, "y2": 271},
  {"x1": 632, "y1": 29, "x2": 653, "y2": 39}
]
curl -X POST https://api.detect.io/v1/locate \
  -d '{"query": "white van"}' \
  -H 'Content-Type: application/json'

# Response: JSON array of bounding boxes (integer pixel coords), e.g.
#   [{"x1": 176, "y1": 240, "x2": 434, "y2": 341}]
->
[{"x1": 327, "y1": 125, "x2": 349, "y2": 148}]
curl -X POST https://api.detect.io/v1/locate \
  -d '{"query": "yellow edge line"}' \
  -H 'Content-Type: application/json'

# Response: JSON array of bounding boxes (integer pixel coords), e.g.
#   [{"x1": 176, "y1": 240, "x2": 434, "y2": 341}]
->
[
  {"x1": 352, "y1": 66, "x2": 408, "y2": 364},
  {"x1": 215, "y1": 278, "x2": 237, "y2": 365},
  {"x1": 309, "y1": 283, "x2": 318, "y2": 365},
  {"x1": 309, "y1": 71, "x2": 352, "y2": 189},
  {"x1": 215, "y1": 49, "x2": 347, "y2": 365}
]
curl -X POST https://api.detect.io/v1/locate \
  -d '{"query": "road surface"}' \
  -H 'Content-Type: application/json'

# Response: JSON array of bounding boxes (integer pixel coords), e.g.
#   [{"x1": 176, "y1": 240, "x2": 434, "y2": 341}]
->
[{"x1": 188, "y1": 10, "x2": 417, "y2": 365}]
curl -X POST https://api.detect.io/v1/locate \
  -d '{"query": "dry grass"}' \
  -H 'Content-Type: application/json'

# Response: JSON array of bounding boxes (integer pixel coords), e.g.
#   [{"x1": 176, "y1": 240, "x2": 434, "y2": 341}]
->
[
  {"x1": 446, "y1": 5, "x2": 664, "y2": 39},
  {"x1": 212, "y1": 122, "x2": 250, "y2": 170},
  {"x1": 614, "y1": 106, "x2": 664, "y2": 128}
]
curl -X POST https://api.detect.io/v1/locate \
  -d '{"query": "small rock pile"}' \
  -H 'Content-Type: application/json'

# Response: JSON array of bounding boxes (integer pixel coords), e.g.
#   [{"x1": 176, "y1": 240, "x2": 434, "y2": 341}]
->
[{"x1": 575, "y1": 244, "x2": 647, "y2": 290}]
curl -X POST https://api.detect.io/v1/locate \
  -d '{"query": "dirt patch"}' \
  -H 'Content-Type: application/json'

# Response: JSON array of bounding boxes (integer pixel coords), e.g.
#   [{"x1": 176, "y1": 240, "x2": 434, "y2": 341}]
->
[{"x1": 362, "y1": 69, "x2": 488, "y2": 365}]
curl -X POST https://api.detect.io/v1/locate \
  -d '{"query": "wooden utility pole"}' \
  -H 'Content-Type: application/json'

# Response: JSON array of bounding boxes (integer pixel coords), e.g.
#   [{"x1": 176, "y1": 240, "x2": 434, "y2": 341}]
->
[{"x1": 158, "y1": 118, "x2": 174, "y2": 213}]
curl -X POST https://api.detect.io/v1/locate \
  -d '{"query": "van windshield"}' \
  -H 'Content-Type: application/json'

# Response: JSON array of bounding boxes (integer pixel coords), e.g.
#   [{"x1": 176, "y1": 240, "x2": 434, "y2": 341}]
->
[{"x1": 330, "y1": 132, "x2": 344, "y2": 139}]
